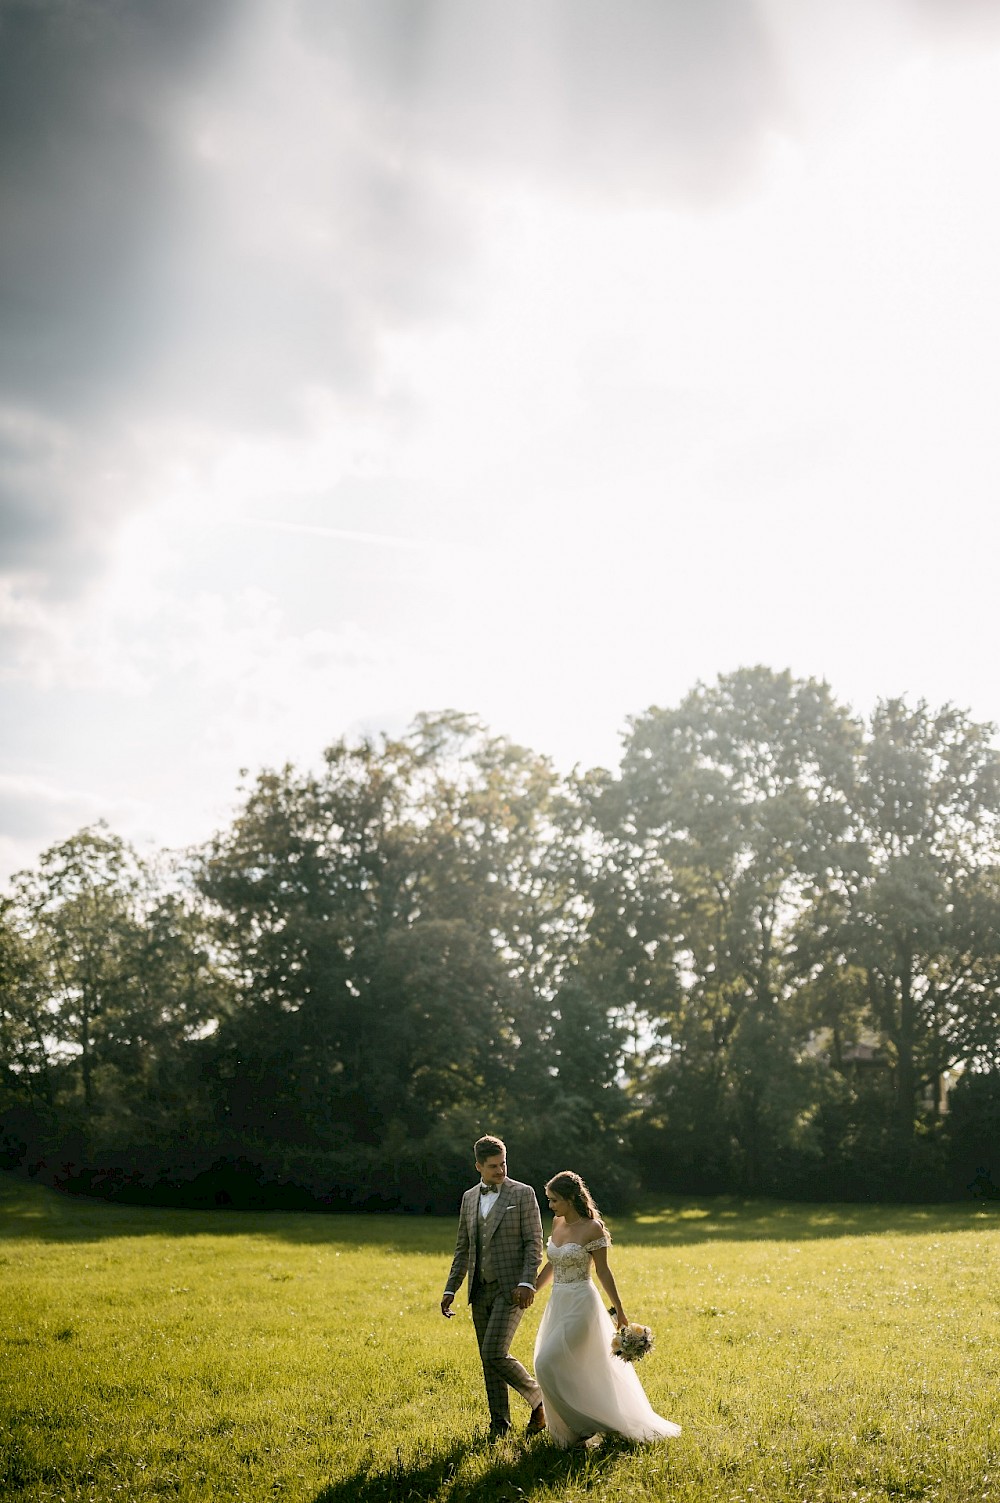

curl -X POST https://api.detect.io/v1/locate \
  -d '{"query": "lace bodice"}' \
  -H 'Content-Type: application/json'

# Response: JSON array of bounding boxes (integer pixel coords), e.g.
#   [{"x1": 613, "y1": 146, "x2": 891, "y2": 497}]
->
[{"x1": 547, "y1": 1236, "x2": 609, "y2": 1284}]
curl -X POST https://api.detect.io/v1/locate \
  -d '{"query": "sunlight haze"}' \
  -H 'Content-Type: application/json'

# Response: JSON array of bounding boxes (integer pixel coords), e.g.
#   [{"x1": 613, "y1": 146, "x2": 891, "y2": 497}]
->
[{"x1": 2, "y1": 0, "x2": 999, "y2": 879}]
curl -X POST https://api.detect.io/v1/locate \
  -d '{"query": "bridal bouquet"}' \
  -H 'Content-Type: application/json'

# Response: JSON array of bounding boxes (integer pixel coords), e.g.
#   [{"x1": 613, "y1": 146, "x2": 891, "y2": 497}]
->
[{"x1": 611, "y1": 1321, "x2": 655, "y2": 1363}]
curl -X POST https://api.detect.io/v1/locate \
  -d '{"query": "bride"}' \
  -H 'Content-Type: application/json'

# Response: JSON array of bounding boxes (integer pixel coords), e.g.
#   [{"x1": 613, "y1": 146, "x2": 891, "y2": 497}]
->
[{"x1": 533, "y1": 1170, "x2": 682, "y2": 1449}]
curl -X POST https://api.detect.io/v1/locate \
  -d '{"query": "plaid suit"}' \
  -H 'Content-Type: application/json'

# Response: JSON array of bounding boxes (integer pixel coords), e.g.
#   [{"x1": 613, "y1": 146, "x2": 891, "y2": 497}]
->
[{"x1": 445, "y1": 1177, "x2": 544, "y2": 1430}]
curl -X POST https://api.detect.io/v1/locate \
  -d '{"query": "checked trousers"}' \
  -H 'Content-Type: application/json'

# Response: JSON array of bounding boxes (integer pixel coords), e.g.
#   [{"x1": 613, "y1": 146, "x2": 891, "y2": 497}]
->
[{"x1": 470, "y1": 1278, "x2": 542, "y2": 1430}]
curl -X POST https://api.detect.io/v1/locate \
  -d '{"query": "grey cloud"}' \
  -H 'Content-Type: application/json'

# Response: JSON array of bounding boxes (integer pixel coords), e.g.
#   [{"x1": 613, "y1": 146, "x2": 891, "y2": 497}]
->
[
  {"x1": 0, "y1": 0, "x2": 242, "y2": 420},
  {"x1": 0, "y1": 0, "x2": 470, "y2": 446},
  {"x1": 1, "y1": 0, "x2": 992, "y2": 595},
  {"x1": 0, "y1": 0, "x2": 787, "y2": 438},
  {"x1": 0, "y1": 418, "x2": 65, "y2": 567},
  {"x1": 0, "y1": 772, "x2": 103, "y2": 844},
  {"x1": 0, "y1": 412, "x2": 120, "y2": 586},
  {"x1": 0, "y1": 0, "x2": 248, "y2": 589},
  {"x1": 297, "y1": 0, "x2": 787, "y2": 203}
]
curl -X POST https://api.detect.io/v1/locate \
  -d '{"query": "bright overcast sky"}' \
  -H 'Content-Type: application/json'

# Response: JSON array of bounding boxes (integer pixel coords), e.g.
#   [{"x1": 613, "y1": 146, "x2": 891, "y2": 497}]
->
[{"x1": 2, "y1": 0, "x2": 1000, "y2": 881}]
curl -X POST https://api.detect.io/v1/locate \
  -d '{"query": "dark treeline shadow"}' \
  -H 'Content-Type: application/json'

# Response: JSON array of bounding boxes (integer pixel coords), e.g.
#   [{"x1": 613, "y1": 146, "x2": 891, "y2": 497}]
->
[
  {"x1": 3, "y1": 1174, "x2": 997, "y2": 1250},
  {"x1": 310, "y1": 1434, "x2": 640, "y2": 1503}
]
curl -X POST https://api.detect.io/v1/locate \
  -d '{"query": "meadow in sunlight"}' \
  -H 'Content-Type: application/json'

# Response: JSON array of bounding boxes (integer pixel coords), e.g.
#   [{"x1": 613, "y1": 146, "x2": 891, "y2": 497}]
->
[{"x1": 2, "y1": 1175, "x2": 998, "y2": 1503}]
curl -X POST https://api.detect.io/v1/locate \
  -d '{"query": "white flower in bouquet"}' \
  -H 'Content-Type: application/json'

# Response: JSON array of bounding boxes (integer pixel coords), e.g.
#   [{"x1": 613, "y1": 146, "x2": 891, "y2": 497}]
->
[{"x1": 610, "y1": 1321, "x2": 655, "y2": 1363}]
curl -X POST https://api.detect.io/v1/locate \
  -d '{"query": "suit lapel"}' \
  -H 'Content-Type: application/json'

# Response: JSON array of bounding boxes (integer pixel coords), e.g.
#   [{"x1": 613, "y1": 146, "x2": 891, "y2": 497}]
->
[{"x1": 482, "y1": 1180, "x2": 514, "y2": 1247}]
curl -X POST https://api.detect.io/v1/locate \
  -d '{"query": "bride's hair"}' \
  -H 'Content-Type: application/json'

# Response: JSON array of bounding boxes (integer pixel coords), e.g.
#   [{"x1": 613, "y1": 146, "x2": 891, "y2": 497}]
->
[{"x1": 545, "y1": 1171, "x2": 607, "y2": 1234}]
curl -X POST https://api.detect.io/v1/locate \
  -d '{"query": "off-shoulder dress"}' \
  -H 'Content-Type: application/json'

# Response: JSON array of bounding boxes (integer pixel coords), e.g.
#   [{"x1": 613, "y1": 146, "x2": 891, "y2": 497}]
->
[{"x1": 533, "y1": 1236, "x2": 682, "y2": 1449}]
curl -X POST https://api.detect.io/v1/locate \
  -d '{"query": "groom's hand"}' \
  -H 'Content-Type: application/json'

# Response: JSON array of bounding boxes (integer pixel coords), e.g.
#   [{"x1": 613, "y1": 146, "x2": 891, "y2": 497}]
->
[
  {"x1": 440, "y1": 1294, "x2": 455, "y2": 1318},
  {"x1": 513, "y1": 1286, "x2": 535, "y2": 1309}
]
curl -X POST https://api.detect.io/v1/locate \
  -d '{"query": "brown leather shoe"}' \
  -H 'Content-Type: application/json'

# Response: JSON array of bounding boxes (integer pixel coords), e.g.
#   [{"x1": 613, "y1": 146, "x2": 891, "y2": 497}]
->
[{"x1": 527, "y1": 1401, "x2": 546, "y2": 1434}]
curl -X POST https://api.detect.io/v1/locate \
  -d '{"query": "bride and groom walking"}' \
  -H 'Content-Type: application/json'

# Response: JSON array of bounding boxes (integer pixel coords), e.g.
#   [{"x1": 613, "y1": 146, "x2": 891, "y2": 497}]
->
[{"x1": 440, "y1": 1135, "x2": 681, "y2": 1450}]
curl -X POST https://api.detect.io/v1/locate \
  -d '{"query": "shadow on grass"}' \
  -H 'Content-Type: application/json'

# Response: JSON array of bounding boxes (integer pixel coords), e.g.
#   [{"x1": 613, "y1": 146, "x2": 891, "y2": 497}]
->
[
  {"x1": 311, "y1": 1433, "x2": 637, "y2": 1503},
  {"x1": 2, "y1": 1172, "x2": 997, "y2": 1251}
]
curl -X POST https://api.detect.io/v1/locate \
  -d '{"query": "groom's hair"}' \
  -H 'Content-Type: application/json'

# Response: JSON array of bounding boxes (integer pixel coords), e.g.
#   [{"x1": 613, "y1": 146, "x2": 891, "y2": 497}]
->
[{"x1": 474, "y1": 1135, "x2": 506, "y2": 1164}]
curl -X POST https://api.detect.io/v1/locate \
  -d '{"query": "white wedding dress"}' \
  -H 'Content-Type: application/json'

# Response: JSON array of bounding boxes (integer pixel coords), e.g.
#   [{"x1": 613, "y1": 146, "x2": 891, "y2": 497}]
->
[{"x1": 533, "y1": 1237, "x2": 682, "y2": 1449}]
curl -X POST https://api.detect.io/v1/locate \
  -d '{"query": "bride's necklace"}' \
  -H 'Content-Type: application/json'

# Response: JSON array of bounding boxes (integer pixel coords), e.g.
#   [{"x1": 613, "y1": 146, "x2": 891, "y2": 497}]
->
[{"x1": 554, "y1": 1210, "x2": 585, "y2": 1244}]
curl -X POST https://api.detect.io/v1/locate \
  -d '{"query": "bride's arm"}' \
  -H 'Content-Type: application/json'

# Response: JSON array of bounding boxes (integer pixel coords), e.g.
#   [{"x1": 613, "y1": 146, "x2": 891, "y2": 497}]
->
[
  {"x1": 591, "y1": 1245, "x2": 627, "y2": 1327},
  {"x1": 535, "y1": 1259, "x2": 554, "y2": 1291}
]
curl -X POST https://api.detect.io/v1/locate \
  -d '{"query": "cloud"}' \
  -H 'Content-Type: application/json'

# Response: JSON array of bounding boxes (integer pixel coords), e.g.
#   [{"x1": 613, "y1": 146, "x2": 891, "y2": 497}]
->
[
  {"x1": 0, "y1": 771, "x2": 147, "y2": 886},
  {"x1": 0, "y1": 410, "x2": 81, "y2": 574},
  {"x1": 909, "y1": 0, "x2": 1000, "y2": 45},
  {"x1": 296, "y1": 0, "x2": 788, "y2": 203},
  {"x1": 0, "y1": 0, "x2": 471, "y2": 431},
  {"x1": 0, "y1": 572, "x2": 399, "y2": 884},
  {"x1": 240, "y1": 518, "x2": 427, "y2": 552},
  {"x1": 0, "y1": 407, "x2": 146, "y2": 591},
  {"x1": 0, "y1": 0, "x2": 240, "y2": 593},
  {"x1": 0, "y1": 771, "x2": 108, "y2": 844},
  {"x1": 2, "y1": 0, "x2": 997, "y2": 606},
  {"x1": 0, "y1": 556, "x2": 387, "y2": 703},
  {"x1": 0, "y1": 0, "x2": 470, "y2": 593},
  {"x1": 0, "y1": 0, "x2": 242, "y2": 419}
]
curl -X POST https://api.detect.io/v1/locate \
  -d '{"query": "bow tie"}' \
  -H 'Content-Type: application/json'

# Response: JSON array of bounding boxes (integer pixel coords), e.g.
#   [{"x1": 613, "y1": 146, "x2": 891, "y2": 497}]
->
[{"x1": 480, "y1": 1183, "x2": 500, "y2": 1196}]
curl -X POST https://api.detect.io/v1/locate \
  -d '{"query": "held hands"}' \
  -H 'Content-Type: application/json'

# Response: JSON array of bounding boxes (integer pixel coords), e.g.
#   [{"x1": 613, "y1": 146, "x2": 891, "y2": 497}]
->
[{"x1": 442, "y1": 1290, "x2": 534, "y2": 1312}]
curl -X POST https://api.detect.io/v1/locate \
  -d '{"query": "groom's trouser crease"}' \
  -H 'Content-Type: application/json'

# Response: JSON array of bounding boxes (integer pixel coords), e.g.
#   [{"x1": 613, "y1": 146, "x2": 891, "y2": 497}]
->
[{"x1": 470, "y1": 1278, "x2": 542, "y2": 1430}]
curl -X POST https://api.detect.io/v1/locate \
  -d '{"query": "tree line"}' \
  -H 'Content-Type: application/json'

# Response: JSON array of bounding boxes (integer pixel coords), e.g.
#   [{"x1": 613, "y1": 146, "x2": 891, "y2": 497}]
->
[{"x1": 2, "y1": 668, "x2": 999, "y2": 1212}]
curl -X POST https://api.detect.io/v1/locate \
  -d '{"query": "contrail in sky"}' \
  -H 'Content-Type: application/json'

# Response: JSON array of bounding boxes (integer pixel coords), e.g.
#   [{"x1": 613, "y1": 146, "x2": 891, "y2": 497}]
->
[{"x1": 241, "y1": 518, "x2": 426, "y2": 551}]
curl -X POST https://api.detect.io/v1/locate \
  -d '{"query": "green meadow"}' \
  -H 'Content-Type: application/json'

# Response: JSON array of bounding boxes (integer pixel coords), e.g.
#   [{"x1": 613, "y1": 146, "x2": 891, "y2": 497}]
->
[{"x1": 2, "y1": 1175, "x2": 998, "y2": 1503}]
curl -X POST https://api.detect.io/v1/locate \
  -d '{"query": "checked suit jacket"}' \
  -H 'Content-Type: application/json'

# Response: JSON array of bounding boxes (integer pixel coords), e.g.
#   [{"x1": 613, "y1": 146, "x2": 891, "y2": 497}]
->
[{"x1": 446, "y1": 1177, "x2": 543, "y2": 1301}]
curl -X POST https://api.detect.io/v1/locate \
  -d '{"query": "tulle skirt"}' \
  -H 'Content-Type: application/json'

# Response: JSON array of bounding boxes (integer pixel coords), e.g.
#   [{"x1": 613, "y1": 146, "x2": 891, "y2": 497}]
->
[{"x1": 534, "y1": 1280, "x2": 682, "y2": 1449}]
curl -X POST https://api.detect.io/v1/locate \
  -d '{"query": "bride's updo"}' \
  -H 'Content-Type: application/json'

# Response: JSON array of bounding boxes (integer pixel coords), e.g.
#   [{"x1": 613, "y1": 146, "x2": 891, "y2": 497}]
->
[{"x1": 545, "y1": 1171, "x2": 607, "y2": 1234}]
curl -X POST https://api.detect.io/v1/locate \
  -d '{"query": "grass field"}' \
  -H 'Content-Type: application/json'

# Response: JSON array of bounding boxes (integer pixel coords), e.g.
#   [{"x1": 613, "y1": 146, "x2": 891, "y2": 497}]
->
[{"x1": 2, "y1": 1175, "x2": 999, "y2": 1503}]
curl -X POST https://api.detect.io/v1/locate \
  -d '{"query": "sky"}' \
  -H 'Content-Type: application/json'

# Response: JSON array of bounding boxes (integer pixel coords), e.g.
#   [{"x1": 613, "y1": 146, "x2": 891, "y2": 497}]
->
[{"x1": 2, "y1": 0, "x2": 1000, "y2": 882}]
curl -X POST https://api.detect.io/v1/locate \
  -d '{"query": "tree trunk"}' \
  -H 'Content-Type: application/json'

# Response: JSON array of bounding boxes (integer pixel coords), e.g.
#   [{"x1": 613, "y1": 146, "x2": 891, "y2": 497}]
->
[
  {"x1": 80, "y1": 1003, "x2": 94, "y2": 1112},
  {"x1": 893, "y1": 950, "x2": 916, "y2": 1175}
]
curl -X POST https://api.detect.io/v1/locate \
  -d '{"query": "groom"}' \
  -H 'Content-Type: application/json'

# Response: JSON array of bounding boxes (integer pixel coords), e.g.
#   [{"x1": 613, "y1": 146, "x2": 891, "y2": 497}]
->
[{"x1": 441, "y1": 1135, "x2": 546, "y2": 1438}]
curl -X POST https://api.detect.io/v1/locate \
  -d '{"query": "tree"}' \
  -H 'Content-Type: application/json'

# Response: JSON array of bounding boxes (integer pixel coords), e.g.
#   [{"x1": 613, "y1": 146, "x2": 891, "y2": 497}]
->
[
  {"x1": 197, "y1": 713, "x2": 610, "y2": 1164},
  {"x1": 0, "y1": 900, "x2": 57, "y2": 1166},
  {"x1": 10, "y1": 825, "x2": 149, "y2": 1114},
  {"x1": 811, "y1": 699, "x2": 1000, "y2": 1177},
  {"x1": 5, "y1": 828, "x2": 223, "y2": 1152},
  {"x1": 601, "y1": 667, "x2": 860, "y2": 1191}
]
